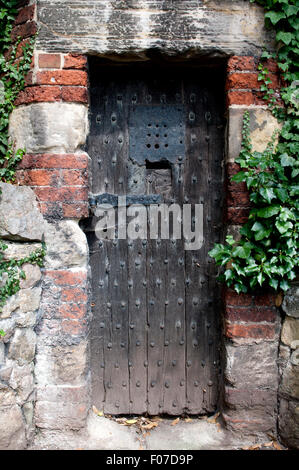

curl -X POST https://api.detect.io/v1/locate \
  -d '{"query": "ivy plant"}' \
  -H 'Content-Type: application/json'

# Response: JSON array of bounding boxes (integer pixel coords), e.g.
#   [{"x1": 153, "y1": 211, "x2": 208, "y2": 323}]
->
[
  {"x1": 0, "y1": 240, "x2": 46, "y2": 309},
  {"x1": 209, "y1": 0, "x2": 299, "y2": 294},
  {"x1": 0, "y1": 0, "x2": 35, "y2": 184},
  {"x1": 0, "y1": 2, "x2": 44, "y2": 331}
]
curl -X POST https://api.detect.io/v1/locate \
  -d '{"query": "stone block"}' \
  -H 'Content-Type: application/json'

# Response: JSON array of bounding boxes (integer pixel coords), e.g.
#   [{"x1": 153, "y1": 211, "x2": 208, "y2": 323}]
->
[
  {"x1": 279, "y1": 398, "x2": 299, "y2": 450},
  {"x1": 35, "y1": 341, "x2": 88, "y2": 386},
  {"x1": 36, "y1": 384, "x2": 89, "y2": 403},
  {"x1": 36, "y1": 1, "x2": 275, "y2": 56},
  {"x1": 0, "y1": 384, "x2": 17, "y2": 407},
  {"x1": 282, "y1": 285, "x2": 299, "y2": 318},
  {"x1": 35, "y1": 400, "x2": 88, "y2": 430},
  {"x1": 281, "y1": 317, "x2": 299, "y2": 347},
  {"x1": 0, "y1": 342, "x2": 4, "y2": 364},
  {"x1": 2, "y1": 242, "x2": 42, "y2": 261},
  {"x1": 43, "y1": 220, "x2": 88, "y2": 270},
  {"x1": 0, "y1": 183, "x2": 44, "y2": 241},
  {"x1": 9, "y1": 103, "x2": 88, "y2": 154},
  {"x1": 225, "y1": 342, "x2": 279, "y2": 390},
  {"x1": 0, "y1": 405, "x2": 26, "y2": 449},
  {"x1": 1, "y1": 287, "x2": 41, "y2": 319},
  {"x1": 291, "y1": 349, "x2": 299, "y2": 366},
  {"x1": 8, "y1": 328, "x2": 36, "y2": 365},
  {"x1": 224, "y1": 386, "x2": 277, "y2": 409},
  {"x1": 9, "y1": 363, "x2": 34, "y2": 403},
  {"x1": 14, "y1": 311, "x2": 37, "y2": 328},
  {"x1": 223, "y1": 407, "x2": 277, "y2": 436},
  {"x1": 280, "y1": 363, "x2": 299, "y2": 400},
  {"x1": 20, "y1": 264, "x2": 42, "y2": 289},
  {"x1": 227, "y1": 107, "x2": 282, "y2": 163}
]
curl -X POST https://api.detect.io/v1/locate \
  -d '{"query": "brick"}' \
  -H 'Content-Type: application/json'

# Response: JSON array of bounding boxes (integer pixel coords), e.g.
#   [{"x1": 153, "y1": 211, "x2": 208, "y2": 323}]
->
[
  {"x1": 15, "y1": 38, "x2": 31, "y2": 58},
  {"x1": 226, "y1": 73, "x2": 259, "y2": 90},
  {"x1": 266, "y1": 73, "x2": 280, "y2": 89},
  {"x1": 11, "y1": 21, "x2": 37, "y2": 42},
  {"x1": 59, "y1": 303, "x2": 87, "y2": 320},
  {"x1": 34, "y1": 187, "x2": 88, "y2": 203},
  {"x1": 227, "y1": 56, "x2": 256, "y2": 73},
  {"x1": 227, "y1": 207, "x2": 249, "y2": 224},
  {"x1": 227, "y1": 179, "x2": 247, "y2": 194},
  {"x1": 62, "y1": 203, "x2": 89, "y2": 219},
  {"x1": 253, "y1": 292, "x2": 276, "y2": 307},
  {"x1": 62, "y1": 320, "x2": 87, "y2": 336},
  {"x1": 14, "y1": 4, "x2": 35, "y2": 25},
  {"x1": 44, "y1": 270, "x2": 87, "y2": 286},
  {"x1": 39, "y1": 202, "x2": 63, "y2": 219},
  {"x1": 24, "y1": 71, "x2": 33, "y2": 86},
  {"x1": 224, "y1": 289, "x2": 252, "y2": 307},
  {"x1": 61, "y1": 169, "x2": 87, "y2": 186},
  {"x1": 15, "y1": 86, "x2": 62, "y2": 106},
  {"x1": 225, "y1": 387, "x2": 277, "y2": 407},
  {"x1": 227, "y1": 90, "x2": 254, "y2": 106},
  {"x1": 263, "y1": 59, "x2": 279, "y2": 73},
  {"x1": 16, "y1": 169, "x2": 59, "y2": 186},
  {"x1": 61, "y1": 288, "x2": 88, "y2": 303},
  {"x1": 63, "y1": 54, "x2": 87, "y2": 70},
  {"x1": 18, "y1": 153, "x2": 88, "y2": 170},
  {"x1": 225, "y1": 322, "x2": 276, "y2": 340},
  {"x1": 61, "y1": 86, "x2": 88, "y2": 103},
  {"x1": 36, "y1": 70, "x2": 88, "y2": 86},
  {"x1": 38, "y1": 53, "x2": 61, "y2": 69},
  {"x1": 225, "y1": 306, "x2": 277, "y2": 323},
  {"x1": 227, "y1": 190, "x2": 250, "y2": 207},
  {"x1": 226, "y1": 162, "x2": 241, "y2": 178}
]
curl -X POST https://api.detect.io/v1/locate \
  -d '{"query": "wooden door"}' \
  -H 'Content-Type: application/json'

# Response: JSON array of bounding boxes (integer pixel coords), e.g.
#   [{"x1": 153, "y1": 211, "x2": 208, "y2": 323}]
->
[{"x1": 86, "y1": 62, "x2": 225, "y2": 415}]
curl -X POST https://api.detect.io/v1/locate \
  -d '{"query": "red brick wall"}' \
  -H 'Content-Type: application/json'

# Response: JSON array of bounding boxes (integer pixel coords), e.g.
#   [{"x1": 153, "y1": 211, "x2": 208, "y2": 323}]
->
[
  {"x1": 223, "y1": 55, "x2": 282, "y2": 436},
  {"x1": 9, "y1": 3, "x2": 89, "y2": 220},
  {"x1": 226, "y1": 55, "x2": 281, "y2": 107}
]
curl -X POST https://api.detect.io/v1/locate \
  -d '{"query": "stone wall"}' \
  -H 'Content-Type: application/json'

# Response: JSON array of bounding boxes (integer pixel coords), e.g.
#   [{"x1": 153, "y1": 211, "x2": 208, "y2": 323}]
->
[
  {"x1": 0, "y1": 0, "x2": 297, "y2": 450},
  {"x1": 279, "y1": 285, "x2": 299, "y2": 449},
  {"x1": 0, "y1": 183, "x2": 44, "y2": 449},
  {"x1": 36, "y1": 0, "x2": 275, "y2": 57}
]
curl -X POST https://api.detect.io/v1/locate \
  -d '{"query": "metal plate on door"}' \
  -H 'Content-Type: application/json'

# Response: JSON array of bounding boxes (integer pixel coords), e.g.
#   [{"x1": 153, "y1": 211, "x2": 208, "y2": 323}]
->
[{"x1": 129, "y1": 105, "x2": 185, "y2": 165}]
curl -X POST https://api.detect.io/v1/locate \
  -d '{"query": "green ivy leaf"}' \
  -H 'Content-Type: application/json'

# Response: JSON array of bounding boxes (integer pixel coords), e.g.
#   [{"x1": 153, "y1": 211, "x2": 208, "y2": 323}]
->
[
  {"x1": 259, "y1": 187, "x2": 276, "y2": 203},
  {"x1": 265, "y1": 11, "x2": 286, "y2": 25},
  {"x1": 232, "y1": 244, "x2": 251, "y2": 259},
  {"x1": 281, "y1": 153, "x2": 296, "y2": 166},
  {"x1": 275, "y1": 220, "x2": 293, "y2": 234},
  {"x1": 276, "y1": 31, "x2": 293, "y2": 45},
  {"x1": 269, "y1": 278, "x2": 279, "y2": 290},
  {"x1": 256, "y1": 205, "x2": 280, "y2": 218},
  {"x1": 280, "y1": 279, "x2": 290, "y2": 291}
]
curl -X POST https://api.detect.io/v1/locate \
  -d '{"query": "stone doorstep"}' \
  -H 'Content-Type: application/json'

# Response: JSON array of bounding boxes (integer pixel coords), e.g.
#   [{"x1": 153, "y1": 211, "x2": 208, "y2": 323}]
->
[{"x1": 29, "y1": 411, "x2": 287, "y2": 451}]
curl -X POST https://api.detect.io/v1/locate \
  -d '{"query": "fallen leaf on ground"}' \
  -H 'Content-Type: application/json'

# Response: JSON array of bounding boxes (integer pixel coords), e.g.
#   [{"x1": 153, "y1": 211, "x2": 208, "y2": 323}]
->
[
  {"x1": 273, "y1": 440, "x2": 283, "y2": 450},
  {"x1": 92, "y1": 405, "x2": 104, "y2": 417},
  {"x1": 125, "y1": 419, "x2": 138, "y2": 425},
  {"x1": 171, "y1": 417, "x2": 180, "y2": 426},
  {"x1": 151, "y1": 416, "x2": 163, "y2": 422},
  {"x1": 263, "y1": 441, "x2": 274, "y2": 448},
  {"x1": 141, "y1": 422, "x2": 159, "y2": 430},
  {"x1": 184, "y1": 418, "x2": 193, "y2": 423},
  {"x1": 207, "y1": 411, "x2": 220, "y2": 424}
]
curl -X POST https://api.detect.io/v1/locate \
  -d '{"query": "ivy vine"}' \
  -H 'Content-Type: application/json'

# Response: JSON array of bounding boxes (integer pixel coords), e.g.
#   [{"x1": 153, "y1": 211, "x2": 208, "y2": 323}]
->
[
  {"x1": 0, "y1": 2, "x2": 44, "y2": 335},
  {"x1": 209, "y1": 0, "x2": 299, "y2": 293},
  {"x1": 0, "y1": 0, "x2": 35, "y2": 184}
]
